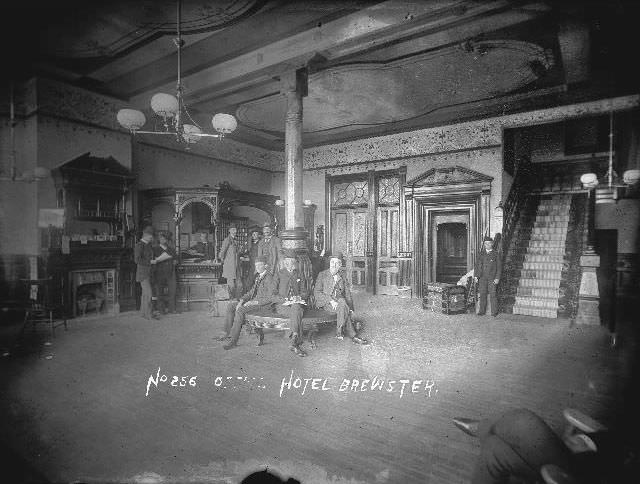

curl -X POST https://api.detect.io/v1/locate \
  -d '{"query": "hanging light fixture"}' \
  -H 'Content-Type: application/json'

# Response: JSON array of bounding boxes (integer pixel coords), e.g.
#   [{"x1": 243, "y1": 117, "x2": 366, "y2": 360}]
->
[
  {"x1": 580, "y1": 110, "x2": 639, "y2": 203},
  {"x1": 116, "y1": 0, "x2": 237, "y2": 143}
]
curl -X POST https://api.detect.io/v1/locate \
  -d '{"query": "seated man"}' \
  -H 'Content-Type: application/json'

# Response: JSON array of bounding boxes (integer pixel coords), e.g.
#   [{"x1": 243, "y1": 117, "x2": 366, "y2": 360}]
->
[
  {"x1": 314, "y1": 251, "x2": 368, "y2": 345},
  {"x1": 271, "y1": 249, "x2": 308, "y2": 357},
  {"x1": 221, "y1": 256, "x2": 275, "y2": 349}
]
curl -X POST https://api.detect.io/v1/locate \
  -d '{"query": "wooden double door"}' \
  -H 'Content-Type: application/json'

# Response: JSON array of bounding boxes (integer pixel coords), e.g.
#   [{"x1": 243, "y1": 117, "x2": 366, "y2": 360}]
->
[
  {"x1": 330, "y1": 206, "x2": 401, "y2": 294},
  {"x1": 331, "y1": 208, "x2": 367, "y2": 288}
]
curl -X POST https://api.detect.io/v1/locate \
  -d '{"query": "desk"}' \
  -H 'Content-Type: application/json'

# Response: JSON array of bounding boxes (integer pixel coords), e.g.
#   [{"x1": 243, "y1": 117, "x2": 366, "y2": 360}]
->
[{"x1": 176, "y1": 263, "x2": 221, "y2": 312}]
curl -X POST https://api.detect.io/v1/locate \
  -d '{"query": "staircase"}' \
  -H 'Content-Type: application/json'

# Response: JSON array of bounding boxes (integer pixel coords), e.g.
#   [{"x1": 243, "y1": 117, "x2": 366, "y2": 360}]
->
[{"x1": 511, "y1": 194, "x2": 572, "y2": 318}]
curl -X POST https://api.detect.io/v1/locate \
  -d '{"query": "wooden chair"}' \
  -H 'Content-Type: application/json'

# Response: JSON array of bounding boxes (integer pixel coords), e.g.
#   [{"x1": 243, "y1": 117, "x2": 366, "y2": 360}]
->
[{"x1": 21, "y1": 278, "x2": 68, "y2": 338}]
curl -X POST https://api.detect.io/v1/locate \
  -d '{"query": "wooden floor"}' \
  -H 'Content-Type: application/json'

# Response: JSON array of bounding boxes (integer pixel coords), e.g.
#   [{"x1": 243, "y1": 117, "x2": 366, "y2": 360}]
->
[{"x1": 0, "y1": 294, "x2": 637, "y2": 484}]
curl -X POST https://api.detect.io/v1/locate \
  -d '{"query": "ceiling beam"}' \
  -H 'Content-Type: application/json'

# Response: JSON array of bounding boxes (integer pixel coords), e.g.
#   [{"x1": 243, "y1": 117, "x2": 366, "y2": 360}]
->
[
  {"x1": 187, "y1": 1, "x2": 551, "y2": 127},
  {"x1": 129, "y1": 0, "x2": 519, "y2": 107},
  {"x1": 349, "y1": 5, "x2": 550, "y2": 62},
  {"x1": 109, "y1": 4, "x2": 357, "y2": 98}
]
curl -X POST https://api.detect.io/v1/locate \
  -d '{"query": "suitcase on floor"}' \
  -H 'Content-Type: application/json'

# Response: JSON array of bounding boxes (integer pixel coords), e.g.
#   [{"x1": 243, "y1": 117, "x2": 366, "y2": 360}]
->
[{"x1": 423, "y1": 282, "x2": 466, "y2": 314}]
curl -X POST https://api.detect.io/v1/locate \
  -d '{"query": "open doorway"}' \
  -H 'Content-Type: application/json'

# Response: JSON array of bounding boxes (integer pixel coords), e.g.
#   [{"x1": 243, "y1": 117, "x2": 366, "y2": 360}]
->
[
  {"x1": 429, "y1": 210, "x2": 471, "y2": 285},
  {"x1": 436, "y1": 222, "x2": 468, "y2": 284}
]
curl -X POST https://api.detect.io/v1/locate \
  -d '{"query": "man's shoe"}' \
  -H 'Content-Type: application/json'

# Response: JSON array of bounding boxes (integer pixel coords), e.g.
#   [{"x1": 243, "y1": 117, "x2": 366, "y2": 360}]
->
[
  {"x1": 452, "y1": 417, "x2": 480, "y2": 437},
  {"x1": 223, "y1": 342, "x2": 237, "y2": 350},
  {"x1": 335, "y1": 335, "x2": 344, "y2": 340},
  {"x1": 352, "y1": 336, "x2": 369, "y2": 345},
  {"x1": 290, "y1": 345, "x2": 307, "y2": 357},
  {"x1": 476, "y1": 312, "x2": 485, "y2": 316}
]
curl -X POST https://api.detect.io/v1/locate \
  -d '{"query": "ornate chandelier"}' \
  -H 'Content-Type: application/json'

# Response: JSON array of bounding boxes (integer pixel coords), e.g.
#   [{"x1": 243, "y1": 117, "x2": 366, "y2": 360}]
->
[
  {"x1": 580, "y1": 111, "x2": 640, "y2": 203},
  {"x1": 116, "y1": 0, "x2": 237, "y2": 143}
]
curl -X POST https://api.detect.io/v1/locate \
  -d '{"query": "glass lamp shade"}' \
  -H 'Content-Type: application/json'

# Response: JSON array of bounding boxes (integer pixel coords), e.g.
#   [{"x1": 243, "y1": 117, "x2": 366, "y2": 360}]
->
[
  {"x1": 274, "y1": 199, "x2": 285, "y2": 206},
  {"x1": 182, "y1": 124, "x2": 202, "y2": 143},
  {"x1": 117, "y1": 109, "x2": 146, "y2": 131},
  {"x1": 212, "y1": 113, "x2": 237, "y2": 134},
  {"x1": 494, "y1": 201, "x2": 504, "y2": 215},
  {"x1": 33, "y1": 166, "x2": 51, "y2": 180},
  {"x1": 150, "y1": 93, "x2": 179, "y2": 118},
  {"x1": 580, "y1": 173, "x2": 599, "y2": 189},
  {"x1": 623, "y1": 169, "x2": 640, "y2": 185}
]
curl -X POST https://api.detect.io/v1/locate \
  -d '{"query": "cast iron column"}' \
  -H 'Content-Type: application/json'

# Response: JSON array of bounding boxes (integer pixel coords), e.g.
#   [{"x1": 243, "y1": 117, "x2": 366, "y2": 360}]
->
[{"x1": 279, "y1": 69, "x2": 312, "y2": 285}]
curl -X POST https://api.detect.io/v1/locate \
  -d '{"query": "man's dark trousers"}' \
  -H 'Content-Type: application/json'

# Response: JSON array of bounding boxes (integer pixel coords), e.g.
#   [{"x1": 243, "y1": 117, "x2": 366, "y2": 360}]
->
[
  {"x1": 225, "y1": 303, "x2": 271, "y2": 344},
  {"x1": 274, "y1": 303, "x2": 304, "y2": 346},
  {"x1": 478, "y1": 278, "x2": 498, "y2": 316}
]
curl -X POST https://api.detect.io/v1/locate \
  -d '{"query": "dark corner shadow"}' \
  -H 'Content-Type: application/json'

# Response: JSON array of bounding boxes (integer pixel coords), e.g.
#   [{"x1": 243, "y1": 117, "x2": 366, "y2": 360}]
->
[
  {"x1": 515, "y1": 295, "x2": 640, "y2": 482},
  {"x1": 0, "y1": 441, "x2": 51, "y2": 484}
]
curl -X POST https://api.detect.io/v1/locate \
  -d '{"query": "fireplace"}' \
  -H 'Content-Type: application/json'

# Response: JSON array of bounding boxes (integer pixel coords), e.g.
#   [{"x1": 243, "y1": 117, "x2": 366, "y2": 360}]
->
[{"x1": 71, "y1": 269, "x2": 116, "y2": 317}]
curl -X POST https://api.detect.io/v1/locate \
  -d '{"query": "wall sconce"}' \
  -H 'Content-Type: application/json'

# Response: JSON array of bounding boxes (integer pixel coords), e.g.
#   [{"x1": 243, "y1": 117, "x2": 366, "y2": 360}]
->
[
  {"x1": 274, "y1": 199, "x2": 285, "y2": 206},
  {"x1": 494, "y1": 201, "x2": 504, "y2": 215},
  {"x1": 303, "y1": 199, "x2": 313, "y2": 206}
]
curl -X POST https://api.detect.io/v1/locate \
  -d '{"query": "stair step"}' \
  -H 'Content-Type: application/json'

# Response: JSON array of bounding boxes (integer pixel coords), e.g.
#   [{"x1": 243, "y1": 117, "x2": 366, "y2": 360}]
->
[
  {"x1": 531, "y1": 227, "x2": 568, "y2": 234},
  {"x1": 522, "y1": 262, "x2": 564, "y2": 271},
  {"x1": 536, "y1": 216, "x2": 570, "y2": 222},
  {"x1": 520, "y1": 267, "x2": 563, "y2": 277},
  {"x1": 512, "y1": 305, "x2": 558, "y2": 319},
  {"x1": 518, "y1": 278, "x2": 562, "y2": 288},
  {"x1": 527, "y1": 242, "x2": 567, "y2": 249},
  {"x1": 517, "y1": 287, "x2": 560, "y2": 298},
  {"x1": 529, "y1": 234, "x2": 568, "y2": 241},
  {"x1": 514, "y1": 297, "x2": 559, "y2": 309},
  {"x1": 527, "y1": 247, "x2": 565, "y2": 262}
]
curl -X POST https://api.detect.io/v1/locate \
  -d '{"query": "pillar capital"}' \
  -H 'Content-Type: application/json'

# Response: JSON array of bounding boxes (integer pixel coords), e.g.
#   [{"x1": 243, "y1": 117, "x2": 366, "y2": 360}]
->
[{"x1": 279, "y1": 68, "x2": 308, "y2": 97}]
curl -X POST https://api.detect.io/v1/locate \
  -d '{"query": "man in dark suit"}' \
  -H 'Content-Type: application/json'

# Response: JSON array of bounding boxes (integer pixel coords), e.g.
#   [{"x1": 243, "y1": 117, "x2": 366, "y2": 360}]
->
[
  {"x1": 272, "y1": 249, "x2": 308, "y2": 357},
  {"x1": 152, "y1": 231, "x2": 177, "y2": 314},
  {"x1": 314, "y1": 252, "x2": 368, "y2": 344},
  {"x1": 243, "y1": 225, "x2": 261, "y2": 290},
  {"x1": 134, "y1": 225, "x2": 155, "y2": 319},
  {"x1": 221, "y1": 255, "x2": 275, "y2": 349},
  {"x1": 257, "y1": 222, "x2": 281, "y2": 274},
  {"x1": 474, "y1": 236, "x2": 502, "y2": 317}
]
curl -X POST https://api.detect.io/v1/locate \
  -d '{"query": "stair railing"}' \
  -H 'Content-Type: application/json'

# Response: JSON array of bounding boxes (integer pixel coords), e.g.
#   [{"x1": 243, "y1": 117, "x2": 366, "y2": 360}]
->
[{"x1": 499, "y1": 162, "x2": 537, "y2": 258}]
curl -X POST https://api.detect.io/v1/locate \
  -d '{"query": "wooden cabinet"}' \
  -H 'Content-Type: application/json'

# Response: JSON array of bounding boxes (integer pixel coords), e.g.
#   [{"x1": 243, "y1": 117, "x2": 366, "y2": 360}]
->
[{"x1": 47, "y1": 154, "x2": 136, "y2": 316}]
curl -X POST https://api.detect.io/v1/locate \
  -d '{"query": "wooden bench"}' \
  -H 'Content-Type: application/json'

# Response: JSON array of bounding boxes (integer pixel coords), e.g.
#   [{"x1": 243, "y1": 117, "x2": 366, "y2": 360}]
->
[{"x1": 244, "y1": 308, "x2": 338, "y2": 349}]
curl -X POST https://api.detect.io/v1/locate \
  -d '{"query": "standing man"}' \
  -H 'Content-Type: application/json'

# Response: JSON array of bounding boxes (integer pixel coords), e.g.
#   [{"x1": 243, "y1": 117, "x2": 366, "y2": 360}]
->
[
  {"x1": 257, "y1": 221, "x2": 281, "y2": 274},
  {"x1": 314, "y1": 252, "x2": 368, "y2": 344},
  {"x1": 243, "y1": 225, "x2": 261, "y2": 290},
  {"x1": 152, "y1": 232, "x2": 177, "y2": 314},
  {"x1": 219, "y1": 223, "x2": 241, "y2": 298},
  {"x1": 272, "y1": 249, "x2": 308, "y2": 357},
  {"x1": 221, "y1": 256, "x2": 275, "y2": 349},
  {"x1": 134, "y1": 225, "x2": 156, "y2": 320},
  {"x1": 474, "y1": 235, "x2": 502, "y2": 317}
]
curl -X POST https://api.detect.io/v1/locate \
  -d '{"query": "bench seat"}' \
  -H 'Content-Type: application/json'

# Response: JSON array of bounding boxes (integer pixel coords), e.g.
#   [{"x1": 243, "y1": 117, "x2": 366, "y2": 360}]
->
[{"x1": 244, "y1": 308, "x2": 338, "y2": 348}]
